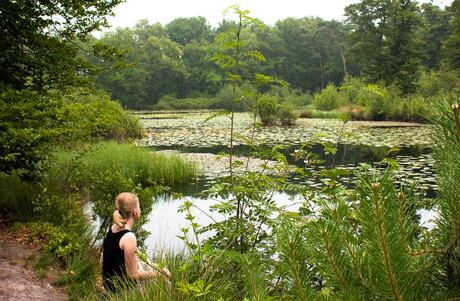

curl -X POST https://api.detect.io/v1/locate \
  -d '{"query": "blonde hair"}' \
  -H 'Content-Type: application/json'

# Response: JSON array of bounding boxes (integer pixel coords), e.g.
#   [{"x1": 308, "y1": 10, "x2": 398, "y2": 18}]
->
[{"x1": 113, "y1": 192, "x2": 139, "y2": 228}]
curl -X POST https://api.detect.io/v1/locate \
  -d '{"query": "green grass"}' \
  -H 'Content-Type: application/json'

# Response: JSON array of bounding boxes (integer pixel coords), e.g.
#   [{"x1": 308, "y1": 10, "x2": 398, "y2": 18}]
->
[
  {"x1": 56, "y1": 249, "x2": 99, "y2": 300},
  {"x1": 51, "y1": 141, "x2": 198, "y2": 188},
  {"x1": 34, "y1": 253, "x2": 52, "y2": 270},
  {"x1": 298, "y1": 108, "x2": 343, "y2": 119},
  {"x1": 99, "y1": 251, "x2": 240, "y2": 301},
  {"x1": 0, "y1": 173, "x2": 40, "y2": 219}
]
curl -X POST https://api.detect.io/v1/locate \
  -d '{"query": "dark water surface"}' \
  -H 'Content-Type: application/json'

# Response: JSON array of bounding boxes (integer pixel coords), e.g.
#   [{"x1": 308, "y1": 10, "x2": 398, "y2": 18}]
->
[
  {"x1": 138, "y1": 112, "x2": 436, "y2": 253},
  {"x1": 144, "y1": 142, "x2": 437, "y2": 254}
]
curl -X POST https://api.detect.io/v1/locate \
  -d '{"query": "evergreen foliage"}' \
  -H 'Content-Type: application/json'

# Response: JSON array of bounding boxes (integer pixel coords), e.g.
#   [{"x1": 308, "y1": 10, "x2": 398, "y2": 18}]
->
[
  {"x1": 428, "y1": 98, "x2": 460, "y2": 296},
  {"x1": 442, "y1": 0, "x2": 460, "y2": 71}
]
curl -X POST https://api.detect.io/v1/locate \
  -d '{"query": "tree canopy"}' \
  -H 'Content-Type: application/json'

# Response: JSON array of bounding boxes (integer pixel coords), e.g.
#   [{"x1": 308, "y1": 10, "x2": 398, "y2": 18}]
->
[
  {"x1": 0, "y1": 0, "x2": 125, "y2": 179},
  {"x1": 85, "y1": 1, "x2": 456, "y2": 108}
]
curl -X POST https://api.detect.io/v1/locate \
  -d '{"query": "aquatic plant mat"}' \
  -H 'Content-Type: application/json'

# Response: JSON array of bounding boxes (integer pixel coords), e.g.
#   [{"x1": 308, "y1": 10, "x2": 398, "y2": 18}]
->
[{"x1": 137, "y1": 111, "x2": 435, "y2": 194}]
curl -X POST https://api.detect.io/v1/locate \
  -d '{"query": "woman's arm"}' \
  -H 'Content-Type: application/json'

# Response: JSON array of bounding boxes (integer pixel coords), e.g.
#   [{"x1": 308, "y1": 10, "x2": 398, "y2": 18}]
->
[{"x1": 120, "y1": 232, "x2": 156, "y2": 280}]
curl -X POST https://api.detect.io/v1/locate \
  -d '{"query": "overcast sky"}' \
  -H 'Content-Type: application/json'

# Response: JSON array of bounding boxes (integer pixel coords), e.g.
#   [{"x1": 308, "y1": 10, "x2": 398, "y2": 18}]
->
[{"x1": 101, "y1": 0, "x2": 449, "y2": 32}]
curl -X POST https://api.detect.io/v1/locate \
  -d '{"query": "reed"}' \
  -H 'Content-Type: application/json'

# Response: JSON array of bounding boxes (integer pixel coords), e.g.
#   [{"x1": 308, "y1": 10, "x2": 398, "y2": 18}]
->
[{"x1": 51, "y1": 141, "x2": 198, "y2": 188}]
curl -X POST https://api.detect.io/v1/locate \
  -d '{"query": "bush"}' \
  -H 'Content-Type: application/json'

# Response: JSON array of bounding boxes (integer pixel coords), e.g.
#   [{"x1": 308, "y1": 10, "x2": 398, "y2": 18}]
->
[
  {"x1": 299, "y1": 111, "x2": 312, "y2": 118},
  {"x1": 60, "y1": 91, "x2": 144, "y2": 141},
  {"x1": 156, "y1": 94, "x2": 215, "y2": 110},
  {"x1": 13, "y1": 221, "x2": 85, "y2": 261},
  {"x1": 289, "y1": 92, "x2": 313, "y2": 108},
  {"x1": 398, "y1": 95, "x2": 427, "y2": 122},
  {"x1": 278, "y1": 101, "x2": 297, "y2": 126},
  {"x1": 257, "y1": 96, "x2": 278, "y2": 125},
  {"x1": 313, "y1": 83, "x2": 344, "y2": 111},
  {"x1": 418, "y1": 69, "x2": 460, "y2": 98},
  {"x1": 212, "y1": 84, "x2": 254, "y2": 111},
  {"x1": 270, "y1": 86, "x2": 313, "y2": 108},
  {"x1": 340, "y1": 76, "x2": 367, "y2": 104},
  {"x1": 0, "y1": 173, "x2": 41, "y2": 218}
]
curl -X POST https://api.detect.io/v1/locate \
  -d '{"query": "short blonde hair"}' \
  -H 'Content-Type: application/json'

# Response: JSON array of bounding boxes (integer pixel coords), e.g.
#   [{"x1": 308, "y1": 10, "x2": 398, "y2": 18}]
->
[{"x1": 113, "y1": 192, "x2": 139, "y2": 228}]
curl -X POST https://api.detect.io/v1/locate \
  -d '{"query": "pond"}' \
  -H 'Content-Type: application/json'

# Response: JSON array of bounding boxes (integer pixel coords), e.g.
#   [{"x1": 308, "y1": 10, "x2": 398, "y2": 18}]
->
[{"x1": 136, "y1": 110, "x2": 437, "y2": 253}]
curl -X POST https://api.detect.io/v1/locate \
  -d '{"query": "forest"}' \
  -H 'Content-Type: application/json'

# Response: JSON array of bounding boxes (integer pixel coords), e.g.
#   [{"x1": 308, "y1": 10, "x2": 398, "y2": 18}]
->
[
  {"x1": 0, "y1": 0, "x2": 459, "y2": 300},
  {"x1": 83, "y1": 0, "x2": 460, "y2": 122}
]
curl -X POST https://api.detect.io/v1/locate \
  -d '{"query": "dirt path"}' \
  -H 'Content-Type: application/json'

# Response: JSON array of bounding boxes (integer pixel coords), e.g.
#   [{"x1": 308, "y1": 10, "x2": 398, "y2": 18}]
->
[{"x1": 0, "y1": 217, "x2": 68, "y2": 300}]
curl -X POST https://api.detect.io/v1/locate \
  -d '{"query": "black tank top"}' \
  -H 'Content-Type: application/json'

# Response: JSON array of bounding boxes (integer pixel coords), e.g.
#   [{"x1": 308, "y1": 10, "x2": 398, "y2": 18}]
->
[{"x1": 102, "y1": 227, "x2": 131, "y2": 291}]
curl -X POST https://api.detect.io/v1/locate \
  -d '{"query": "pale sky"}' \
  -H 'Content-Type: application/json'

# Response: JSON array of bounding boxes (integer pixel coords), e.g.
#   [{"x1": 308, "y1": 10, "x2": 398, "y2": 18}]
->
[{"x1": 102, "y1": 0, "x2": 449, "y2": 32}]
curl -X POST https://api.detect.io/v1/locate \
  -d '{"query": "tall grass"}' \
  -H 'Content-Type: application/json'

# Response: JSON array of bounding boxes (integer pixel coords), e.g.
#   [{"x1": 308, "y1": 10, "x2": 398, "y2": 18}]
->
[
  {"x1": 298, "y1": 108, "x2": 343, "y2": 119},
  {"x1": 98, "y1": 251, "x2": 245, "y2": 301},
  {"x1": 51, "y1": 141, "x2": 198, "y2": 188},
  {"x1": 0, "y1": 173, "x2": 40, "y2": 219}
]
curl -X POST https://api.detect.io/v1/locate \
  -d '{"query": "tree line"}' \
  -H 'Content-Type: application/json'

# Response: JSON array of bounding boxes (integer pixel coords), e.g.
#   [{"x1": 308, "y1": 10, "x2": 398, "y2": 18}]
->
[{"x1": 86, "y1": 0, "x2": 459, "y2": 109}]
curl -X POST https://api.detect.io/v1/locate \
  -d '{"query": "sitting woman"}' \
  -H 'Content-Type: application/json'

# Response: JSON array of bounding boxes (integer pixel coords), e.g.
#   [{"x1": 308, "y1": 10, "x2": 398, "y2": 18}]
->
[{"x1": 102, "y1": 192, "x2": 170, "y2": 292}]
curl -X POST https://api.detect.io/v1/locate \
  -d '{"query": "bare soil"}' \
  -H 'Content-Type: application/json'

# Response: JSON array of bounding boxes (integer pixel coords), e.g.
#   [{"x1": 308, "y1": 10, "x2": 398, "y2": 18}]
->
[{"x1": 0, "y1": 214, "x2": 68, "y2": 301}]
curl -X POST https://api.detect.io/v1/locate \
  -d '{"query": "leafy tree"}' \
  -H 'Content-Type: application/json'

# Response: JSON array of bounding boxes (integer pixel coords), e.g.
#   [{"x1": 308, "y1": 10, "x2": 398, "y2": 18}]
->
[
  {"x1": 90, "y1": 27, "x2": 150, "y2": 108},
  {"x1": 182, "y1": 41, "x2": 224, "y2": 96},
  {"x1": 442, "y1": 0, "x2": 460, "y2": 71},
  {"x1": 418, "y1": 3, "x2": 451, "y2": 71},
  {"x1": 93, "y1": 24, "x2": 187, "y2": 107},
  {"x1": 165, "y1": 16, "x2": 213, "y2": 46},
  {"x1": 133, "y1": 19, "x2": 168, "y2": 40},
  {"x1": 142, "y1": 35, "x2": 187, "y2": 101},
  {"x1": 272, "y1": 17, "x2": 350, "y2": 92},
  {"x1": 0, "y1": 0, "x2": 124, "y2": 179},
  {"x1": 345, "y1": 0, "x2": 423, "y2": 94},
  {"x1": 0, "y1": 0, "x2": 123, "y2": 90}
]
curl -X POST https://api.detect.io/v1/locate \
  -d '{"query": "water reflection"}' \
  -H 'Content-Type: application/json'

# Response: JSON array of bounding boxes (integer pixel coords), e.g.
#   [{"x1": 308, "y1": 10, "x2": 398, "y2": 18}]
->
[
  {"x1": 144, "y1": 192, "x2": 303, "y2": 254},
  {"x1": 150, "y1": 142, "x2": 430, "y2": 168},
  {"x1": 145, "y1": 142, "x2": 437, "y2": 254}
]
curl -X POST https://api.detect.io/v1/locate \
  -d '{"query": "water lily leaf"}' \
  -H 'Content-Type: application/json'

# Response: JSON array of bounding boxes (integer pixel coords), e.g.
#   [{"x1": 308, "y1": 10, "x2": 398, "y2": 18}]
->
[{"x1": 323, "y1": 168, "x2": 351, "y2": 179}]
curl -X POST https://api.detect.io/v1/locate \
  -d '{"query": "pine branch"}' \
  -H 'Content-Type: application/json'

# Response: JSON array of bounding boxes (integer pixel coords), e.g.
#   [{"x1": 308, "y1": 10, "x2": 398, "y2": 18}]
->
[
  {"x1": 288, "y1": 240, "x2": 306, "y2": 301},
  {"x1": 321, "y1": 229, "x2": 350, "y2": 291},
  {"x1": 372, "y1": 182, "x2": 403, "y2": 301}
]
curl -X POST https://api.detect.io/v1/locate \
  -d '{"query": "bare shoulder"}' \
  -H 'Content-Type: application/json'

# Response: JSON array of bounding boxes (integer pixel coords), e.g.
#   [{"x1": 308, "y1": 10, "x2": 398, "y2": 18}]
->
[{"x1": 119, "y1": 232, "x2": 137, "y2": 251}]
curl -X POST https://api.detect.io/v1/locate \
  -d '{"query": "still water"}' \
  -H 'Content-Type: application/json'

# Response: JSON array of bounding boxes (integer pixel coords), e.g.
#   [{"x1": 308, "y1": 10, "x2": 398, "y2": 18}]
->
[
  {"x1": 143, "y1": 144, "x2": 437, "y2": 254},
  {"x1": 138, "y1": 113, "x2": 437, "y2": 254}
]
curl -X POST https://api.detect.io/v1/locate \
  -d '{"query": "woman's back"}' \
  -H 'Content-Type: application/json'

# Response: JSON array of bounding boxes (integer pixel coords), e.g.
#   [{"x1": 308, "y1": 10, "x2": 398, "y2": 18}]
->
[{"x1": 102, "y1": 227, "x2": 131, "y2": 291}]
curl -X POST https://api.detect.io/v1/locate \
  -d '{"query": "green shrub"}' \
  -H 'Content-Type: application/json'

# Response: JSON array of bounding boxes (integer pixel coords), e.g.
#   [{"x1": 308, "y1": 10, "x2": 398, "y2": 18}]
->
[
  {"x1": 60, "y1": 91, "x2": 144, "y2": 141},
  {"x1": 313, "y1": 83, "x2": 344, "y2": 111},
  {"x1": 269, "y1": 86, "x2": 313, "y2": 108},
  {"x1": 13, "y1": 222, "x2": 84, "y2": 261},
  {"x1": 278, "y1": 101, "x2": 297, "y2": 126},
  {"x1": 398, "y1": 94, "x2": 427, "y2": 122},
  {"x1": 156, "y1": 95, "x2": 216, "y2": 110},
  {"x1": 155, "y1": 94, "x2": 177, "y2": 110},
  {"x1": 289, "y1": 92, "x2": 313, "y2": 108},
  {"x1": 0, "y1": 173, "x2": 40, "y2": 219},
  {"x1": 257, "y1": 96, "x2": 278, "y2": 125},
  {"x1": 418, "y1": 69, "x2": 460, "y2": 98},
  {"x1": 212, "y1": 84, "x2": 253, "y2": 111},
  {"x1": 340, "y1": 76, "x2": 367, "y2": 104},
  {"x1": 299, "y1": 111, "x2": 312, "y2": 118}
]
